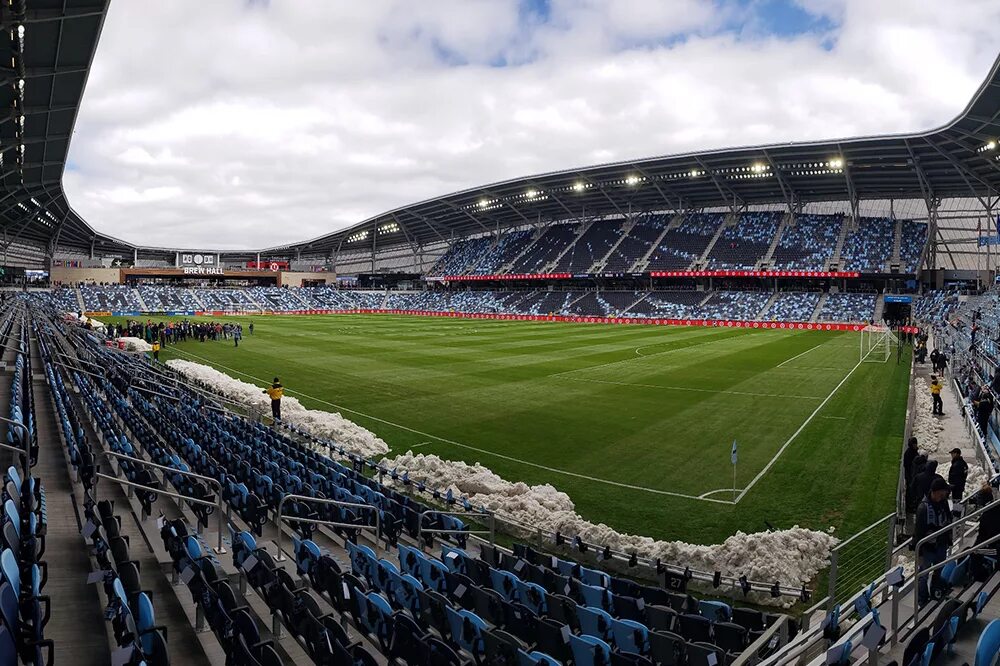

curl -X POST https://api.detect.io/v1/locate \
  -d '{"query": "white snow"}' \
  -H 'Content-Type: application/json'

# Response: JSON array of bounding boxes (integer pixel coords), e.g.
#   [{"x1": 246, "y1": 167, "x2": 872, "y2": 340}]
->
[
  {"x1": 910, "y1": 376, "x2": 947, "y2": 454},
  {"x1": 117, "y1": 337, "x2": 152, "y2": 352},
  {"x1": 381, "y1": 451, "x2": 837, "y2": 603},
  {"x1": 165, "y1": 359, "x2": 390, "y2": 459}
]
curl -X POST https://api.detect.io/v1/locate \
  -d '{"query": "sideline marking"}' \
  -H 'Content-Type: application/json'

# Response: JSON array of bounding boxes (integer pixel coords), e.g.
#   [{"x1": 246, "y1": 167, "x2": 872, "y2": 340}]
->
[
  {"x1": 168, "y1": 348, "x2": 732, "y2": 504},
  {"x1": 736, "y1": 352, "x2": 870, "y2": 502}
]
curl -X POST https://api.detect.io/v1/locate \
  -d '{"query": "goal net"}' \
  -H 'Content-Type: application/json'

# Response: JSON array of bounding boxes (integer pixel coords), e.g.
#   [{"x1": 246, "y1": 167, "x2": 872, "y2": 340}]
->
[{"x1": 860, "y1": 325, "x2": 897, "y2": 363}]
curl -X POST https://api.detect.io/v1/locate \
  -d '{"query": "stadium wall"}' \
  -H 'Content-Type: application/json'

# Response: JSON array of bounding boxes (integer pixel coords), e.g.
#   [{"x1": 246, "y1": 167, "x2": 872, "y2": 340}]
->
[
  {"x1": 50, "y1": 266, "x2": 121, "y2": 285},
  {"x1": 278, "y1": 271, "x2": 334, "y2": 287}
]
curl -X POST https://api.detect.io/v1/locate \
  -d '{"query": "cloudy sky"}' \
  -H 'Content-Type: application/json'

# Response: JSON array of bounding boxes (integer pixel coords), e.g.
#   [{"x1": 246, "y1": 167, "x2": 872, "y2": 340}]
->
[{"x1": 61, "y1": 0, "x2": 1000, "y2": 250}]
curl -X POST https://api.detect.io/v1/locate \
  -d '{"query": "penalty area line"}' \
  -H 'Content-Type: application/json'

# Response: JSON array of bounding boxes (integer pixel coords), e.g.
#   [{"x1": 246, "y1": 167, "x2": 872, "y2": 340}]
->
[
  {"x1": 735, "y1": 352, "x2": 869, "y2": 503},
  {"x1": 167, "y1": 347, "x2": 731, "y2": 504}
]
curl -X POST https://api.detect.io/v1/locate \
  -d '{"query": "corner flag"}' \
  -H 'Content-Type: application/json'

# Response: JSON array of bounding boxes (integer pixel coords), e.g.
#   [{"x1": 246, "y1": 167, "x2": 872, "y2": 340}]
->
[{"x1": 731, "y1": 440, "x2": 738, "y2": 465}]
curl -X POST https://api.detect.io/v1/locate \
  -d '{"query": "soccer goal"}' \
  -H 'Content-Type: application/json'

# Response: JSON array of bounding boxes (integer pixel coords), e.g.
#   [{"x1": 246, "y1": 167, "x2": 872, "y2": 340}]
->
[{"x1": 860, "y1": 324, "x2": 897, "y2": 363}]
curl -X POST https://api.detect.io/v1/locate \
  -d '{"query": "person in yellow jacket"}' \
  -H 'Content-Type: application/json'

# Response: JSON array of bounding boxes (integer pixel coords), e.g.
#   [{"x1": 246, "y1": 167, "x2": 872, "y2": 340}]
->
[
  {"x1": 930, "y1": 375, "x2": 943, "y2": 415},
  {"x1": 151, "y1": 341, "x2": 161, "y2": 362},
  {"x1": 264, "y1": 378, "x2": 283, "y2": 422}
]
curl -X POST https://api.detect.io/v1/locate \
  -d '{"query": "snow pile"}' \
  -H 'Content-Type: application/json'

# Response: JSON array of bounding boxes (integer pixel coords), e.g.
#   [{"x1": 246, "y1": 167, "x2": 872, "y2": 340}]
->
[
  {"x1": 165, "y1": 359, "x2": 389, "y2": 458},
  {"x1": 382, "y1": 451, "x2": 837, "y2": 598},
  {"x1": 118, "y1": 337, "x2": 152, "y2": 352},
  {"x1": 911, "y1": 377, "x2": 947, "y2": 453}
]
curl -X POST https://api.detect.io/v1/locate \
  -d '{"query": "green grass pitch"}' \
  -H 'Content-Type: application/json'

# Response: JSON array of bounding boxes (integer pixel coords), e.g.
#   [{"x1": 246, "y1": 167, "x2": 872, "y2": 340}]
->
[{"x1": 133, "y1": 314, "x2": 909, "y2": 546}]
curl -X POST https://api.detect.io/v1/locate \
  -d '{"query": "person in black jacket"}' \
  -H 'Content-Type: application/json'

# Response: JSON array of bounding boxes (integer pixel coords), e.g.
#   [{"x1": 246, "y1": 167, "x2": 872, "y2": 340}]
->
[
  {"x1": 903, "y1": 437, "x2": 919, "y2": 489},
  {"x1": 911, "y1": 478, "x2": 953, "y2": 607},
  {"x1": 978, "y1": 389, "x2": 995, "y2": 435},
  {"x1": 948, "y1": 448, "x2": 969, "y2": 502},
  {"x1": 911, "y1": 459, "x2": 942, "y2": 509}
]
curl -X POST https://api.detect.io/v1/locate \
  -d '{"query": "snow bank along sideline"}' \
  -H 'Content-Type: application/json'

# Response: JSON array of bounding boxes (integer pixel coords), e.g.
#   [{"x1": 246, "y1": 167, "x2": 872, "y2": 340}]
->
[
  {"x1": 381, "y1": 452, "x2": 836, "y2": 598},
  {"x1": 167, "y1": 358, "x2": 837, "y2": 601},
  {"x1": 165, "y1": 359, "x2": 390, "y2": 459}
]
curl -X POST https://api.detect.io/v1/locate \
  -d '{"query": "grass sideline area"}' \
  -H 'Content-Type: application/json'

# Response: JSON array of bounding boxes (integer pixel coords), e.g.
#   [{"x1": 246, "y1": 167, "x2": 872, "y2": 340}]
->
[{"x1": 113, "y1": 313, "x2": 910, "y2": 546}]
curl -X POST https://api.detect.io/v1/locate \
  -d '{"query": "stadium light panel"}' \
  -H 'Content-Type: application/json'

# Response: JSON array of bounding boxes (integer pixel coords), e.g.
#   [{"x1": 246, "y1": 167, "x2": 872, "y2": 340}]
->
[
  {"x1": 478, "y1": 199, "x2": 489, "y2": 208},
  {"x1": 827, "y1": 157, "x2": 843, "y2": 169},
  {"x1": 750, "y1": 162, "x2": 767, "y2": 173},
  {"x1": 16, "y1": 26, "x2": 24, "y2": 39},
  {"x1": 689, "y1": 169, "x2": 701, "y2": 178},
  {"x1": 624, "y1": 175, "x2": 640, "y2": 185},
  {"x1": 525, "y1": 189, "x2": 538, "y2": 199},
  {"x1": 572, "y1": 182, "x2": 586, "y2": 192},
  {"x1": 978, "y1": 140, "x2": 998, "y2": 153}
]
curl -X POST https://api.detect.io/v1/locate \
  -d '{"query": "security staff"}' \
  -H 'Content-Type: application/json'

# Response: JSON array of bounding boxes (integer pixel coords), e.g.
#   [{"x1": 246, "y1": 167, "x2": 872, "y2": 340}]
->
[{"x1": 264, "y1": 377, "x2": 284, "y2": 422}]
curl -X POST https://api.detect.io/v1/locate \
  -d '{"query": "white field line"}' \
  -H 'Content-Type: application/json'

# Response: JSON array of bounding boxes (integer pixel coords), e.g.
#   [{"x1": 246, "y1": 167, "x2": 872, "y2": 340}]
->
[
  {"x1": 168, "y1": 347, "x2": 732, "y2": 504},
  {"x1": 556, "y1": 376, "x2": 823, "y2": 400},
  {"x1": 698, "y1": 488, "x2": 739, "y2": 499},
  {"x1": 409, "y1": 441, "x2": 432, "y2": 449},
  {"x1": 735, "y1": 352, "x2": 870, "y2": 503},
  {"x1": 819, "y1": 415, "x2": 847, "y2": 420},
  {"x1": 776, "y1": 339, "x2": 828, "y2": 367}
]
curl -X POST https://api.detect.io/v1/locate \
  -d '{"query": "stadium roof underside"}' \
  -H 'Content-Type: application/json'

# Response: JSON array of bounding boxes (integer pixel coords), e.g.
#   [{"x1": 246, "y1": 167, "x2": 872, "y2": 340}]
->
[{"x1": 6, "y1": 1, "x2": 1000, "y2": 270}]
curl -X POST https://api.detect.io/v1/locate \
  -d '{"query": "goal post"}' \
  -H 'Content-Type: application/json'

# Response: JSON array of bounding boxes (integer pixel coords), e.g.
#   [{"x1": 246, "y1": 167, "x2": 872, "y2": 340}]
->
[{"x1": 860, "y1": 324, "x2": 897, "y2": 363}]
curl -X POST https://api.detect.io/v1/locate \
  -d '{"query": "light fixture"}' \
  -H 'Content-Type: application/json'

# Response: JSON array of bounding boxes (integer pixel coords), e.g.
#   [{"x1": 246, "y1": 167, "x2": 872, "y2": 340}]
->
[
  {"x1": 624, "y1": 175, "x2": 640, "y2": 185},
  {"x1": 750, "y1": 162, "x2": 767, "y2": 174},
  {"x1": 688, "y1": 169, "x2": 700, "y2": 178},
  {"x1": 572, "y1": 182, "x2": 586, "y2": 192},
  {"x1": 525, "y1": 189, "x2": 538, "y2": 199},
  {"x1": 478, "y1": 199, "x2": 489, "y2": 208},
  {"x1": 827, "y1": 157, "x2": 843, "y2": 169}
]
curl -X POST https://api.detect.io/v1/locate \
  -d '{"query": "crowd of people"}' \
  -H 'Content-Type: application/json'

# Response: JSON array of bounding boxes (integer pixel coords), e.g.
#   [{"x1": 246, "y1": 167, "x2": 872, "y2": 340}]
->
[{"x1": 109, "y1": 318, "x2": 254, "y2": 347}]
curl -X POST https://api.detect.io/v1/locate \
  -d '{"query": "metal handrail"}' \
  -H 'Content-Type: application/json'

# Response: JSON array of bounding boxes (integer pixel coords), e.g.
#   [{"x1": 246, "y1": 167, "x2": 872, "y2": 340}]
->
[
  {"x1": 418, "y1": 509, "x2": 495, "y2": 546},
  {"x1": 0, "y1": 415, "x2": 32, "y2": 479},
  {"x1": 731, "y1": 615, "x2": 789, "y2": 666},
  {"x1": 912, "y1": 496, "x2": 999, "y2": 565},
  {"x1": 911, "y1": 517, "x2": 1000, "y2": 627},
  {"x1": 827, "y1": 512, "x2": 896, "y2": 609},
  {"x1": 275, "y1": 494, "x2": 380, "y2": 562},
  {"x1": 98, "y1": 449, "x2": 228, "y2": 554}
]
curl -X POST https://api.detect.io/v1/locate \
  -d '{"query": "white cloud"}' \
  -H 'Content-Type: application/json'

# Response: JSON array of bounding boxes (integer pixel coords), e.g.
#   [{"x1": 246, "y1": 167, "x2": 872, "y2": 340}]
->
[{"x1": 61, "y1": 0, "x2": 1000, "y2": 250}]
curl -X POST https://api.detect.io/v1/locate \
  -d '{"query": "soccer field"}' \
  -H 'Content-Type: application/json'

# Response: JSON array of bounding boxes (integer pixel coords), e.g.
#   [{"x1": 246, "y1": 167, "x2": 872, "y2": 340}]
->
[{"x1": 143, "y1": 314, "x2": 909, "y2": 545}]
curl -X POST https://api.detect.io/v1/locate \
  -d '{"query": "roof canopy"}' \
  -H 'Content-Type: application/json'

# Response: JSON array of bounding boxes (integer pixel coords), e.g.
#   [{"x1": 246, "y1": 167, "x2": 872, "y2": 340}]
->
[{"x1": 6, "y1": 2, "x2": 1000, "y2": 259}]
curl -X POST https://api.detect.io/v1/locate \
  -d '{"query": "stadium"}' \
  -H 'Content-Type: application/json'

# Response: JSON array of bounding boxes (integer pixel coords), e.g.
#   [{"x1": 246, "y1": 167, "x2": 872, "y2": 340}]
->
[{"x1": 2, "y1": 1, "x2": 1000, "y2": 665}]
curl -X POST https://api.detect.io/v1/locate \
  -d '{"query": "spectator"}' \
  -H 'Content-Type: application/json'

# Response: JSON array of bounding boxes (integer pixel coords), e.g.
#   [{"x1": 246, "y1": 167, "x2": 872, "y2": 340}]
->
[
  {"x1": 903, "y1": 437, "x2": 919, "y2": 489},
  {"x1": 978, "y1": 388, "x2": 995, "y2": 435},
  {"x1": 930, "y1": 375, "x2": 943, "y2": 415},
  {"x1": 930, "y1": 349, "x2": 940, "y2": 372},
  {"x1": 249, "y1": 321, "x2": 254, "y2": 336},
  {"x1": 912, "y1": 477, "x2": 953, "y2": 608},
  {"x1": 264, "y1": 377, "x2": 284, "y2": 423},
  {"x1": 948, "y1": 448, "x2": 969, "y2": 502},
  {"x1": 151, "y1": 340, "x2": 160, "y2": 363}
]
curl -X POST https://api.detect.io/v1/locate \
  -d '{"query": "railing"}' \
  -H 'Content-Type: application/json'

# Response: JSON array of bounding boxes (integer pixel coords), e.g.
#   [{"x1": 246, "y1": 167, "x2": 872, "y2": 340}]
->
[
  {"x1": 97, "y1": 449, "x2": 228, "y2": 553},
  {"x1": 418, "y1": 509, "x2": 495, "y2": 547},
  {"x1": 730, "y1": 615, "x2": 790, "y2": 666},
  {"x1": 0, "y1": 415, "x2": 32, "y2": 479},
  {"x1": 827, "y1": 513, "x2": 896, "y2": 608},
  {"x1": 274, "y1": 494, "x2": 380, "y2": 562},
  {"x1": 910, "y1": 496, "x2": 1000, "y2": 626}
]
